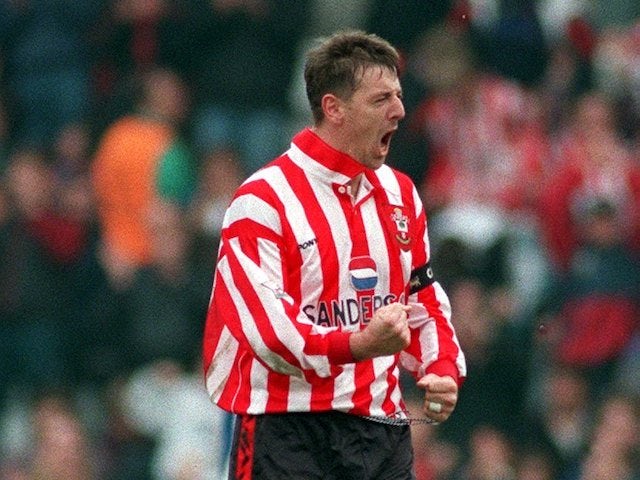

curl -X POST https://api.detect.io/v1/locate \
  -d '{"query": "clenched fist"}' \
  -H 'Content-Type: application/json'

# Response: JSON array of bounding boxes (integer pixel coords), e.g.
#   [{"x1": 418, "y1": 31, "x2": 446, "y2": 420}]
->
[
  {"x1": 418, "y1": 373, "x2": 458, "y2": 423},
  {"x1": 350, "y1": 302, "x2": 411, "y2": 361}
]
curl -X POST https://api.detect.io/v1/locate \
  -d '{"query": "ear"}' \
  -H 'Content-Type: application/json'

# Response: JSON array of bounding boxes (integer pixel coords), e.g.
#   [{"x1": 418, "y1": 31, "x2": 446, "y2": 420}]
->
[{"x1": 321, "y1": 93, "x2": 345, "y2": 126}]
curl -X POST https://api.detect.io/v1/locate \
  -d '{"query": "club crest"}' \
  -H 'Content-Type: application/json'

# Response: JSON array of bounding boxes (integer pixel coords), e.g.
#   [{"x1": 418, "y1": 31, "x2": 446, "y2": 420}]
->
[{"x1": 391, "y1": 207, "x2": 411, "y2": 249}]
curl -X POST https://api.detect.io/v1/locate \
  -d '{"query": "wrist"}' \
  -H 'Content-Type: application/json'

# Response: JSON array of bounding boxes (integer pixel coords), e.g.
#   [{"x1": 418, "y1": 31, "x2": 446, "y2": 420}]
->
[{"x1": 349, "y1": 330, "x2": 373, "y2": 361}]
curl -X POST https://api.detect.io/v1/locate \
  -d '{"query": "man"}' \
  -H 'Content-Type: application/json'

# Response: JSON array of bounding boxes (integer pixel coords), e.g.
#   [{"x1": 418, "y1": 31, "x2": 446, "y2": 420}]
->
[
  {"x1": 92, "y1": 67, "x2": 195, "y2": 288},
  {"x1": 202, "y1": 30, "x2": 466, "y2": 479}
]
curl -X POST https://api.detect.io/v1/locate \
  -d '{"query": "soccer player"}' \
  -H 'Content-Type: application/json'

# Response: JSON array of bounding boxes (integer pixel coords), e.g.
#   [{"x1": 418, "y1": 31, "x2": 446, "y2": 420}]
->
[{"x1": 202, "y1": 30, "x2": 466, "y2": 479}]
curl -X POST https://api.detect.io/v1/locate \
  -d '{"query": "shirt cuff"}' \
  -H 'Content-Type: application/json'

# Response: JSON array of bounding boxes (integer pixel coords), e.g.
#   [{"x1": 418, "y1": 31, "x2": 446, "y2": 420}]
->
[
  {"x1": 327, "y1": 331, "x2": 355, "y2": 364},
  {"x1": 425, "y1": 359, "x2": 465, "y2": 387}
]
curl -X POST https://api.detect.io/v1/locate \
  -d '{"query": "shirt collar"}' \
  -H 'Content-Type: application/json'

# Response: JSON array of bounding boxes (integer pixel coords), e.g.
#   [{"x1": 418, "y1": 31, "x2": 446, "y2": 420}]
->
[{"x1": 291, "y1": 127, "x2": 367, "y2": 183}]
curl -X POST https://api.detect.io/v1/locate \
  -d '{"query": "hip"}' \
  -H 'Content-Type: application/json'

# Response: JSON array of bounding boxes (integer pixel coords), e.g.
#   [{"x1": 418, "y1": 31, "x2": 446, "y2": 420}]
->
[{"x1": 228, "y1": 411, "x2": 415, "y2": 480}]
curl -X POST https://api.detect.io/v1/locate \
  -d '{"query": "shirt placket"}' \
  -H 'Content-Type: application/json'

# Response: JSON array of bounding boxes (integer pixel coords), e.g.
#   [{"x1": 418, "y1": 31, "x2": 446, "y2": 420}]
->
[{"x1": 333, "y1": 182, "x2": 377, "y2": 323}]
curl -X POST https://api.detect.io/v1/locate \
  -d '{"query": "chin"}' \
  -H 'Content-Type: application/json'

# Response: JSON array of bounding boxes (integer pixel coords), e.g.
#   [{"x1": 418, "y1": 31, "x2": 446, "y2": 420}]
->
[
  {"x1": 359, "y1": 150, "x2": 387, "y2": 169},
  {"x1": 368, "y1": 158, "x2": 386, "y2": 170},
  {"x1": 374, "y1": 152, "x2": 388, "y2": 167}
]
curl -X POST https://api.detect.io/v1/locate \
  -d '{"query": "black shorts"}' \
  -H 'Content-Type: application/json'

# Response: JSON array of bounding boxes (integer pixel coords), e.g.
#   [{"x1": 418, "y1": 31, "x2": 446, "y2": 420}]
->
[{"x1": 228, "y1": 411, "x2": 416, "y2": 480}]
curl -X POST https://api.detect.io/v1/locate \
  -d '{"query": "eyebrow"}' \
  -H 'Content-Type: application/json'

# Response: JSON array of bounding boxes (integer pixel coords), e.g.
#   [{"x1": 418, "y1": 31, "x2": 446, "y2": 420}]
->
[{"x1": 370, "y1": 87, "x2": 403, "y2": 100}]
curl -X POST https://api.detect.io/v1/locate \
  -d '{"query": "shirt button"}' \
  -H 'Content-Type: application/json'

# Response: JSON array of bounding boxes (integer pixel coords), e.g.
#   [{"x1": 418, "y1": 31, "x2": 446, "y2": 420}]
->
[{"x1": 338, "y1": 186, "x2": 346, "y2": 194}]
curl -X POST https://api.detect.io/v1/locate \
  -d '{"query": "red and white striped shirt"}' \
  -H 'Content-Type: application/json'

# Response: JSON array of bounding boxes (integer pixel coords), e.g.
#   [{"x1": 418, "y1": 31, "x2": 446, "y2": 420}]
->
[{"x1": 203, "y1": 128, "x2": 466, "y2": 418}]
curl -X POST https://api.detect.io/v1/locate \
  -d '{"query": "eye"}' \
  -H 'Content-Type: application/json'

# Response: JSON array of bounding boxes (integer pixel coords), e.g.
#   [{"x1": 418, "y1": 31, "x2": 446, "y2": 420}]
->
[
  {"x1": 377, "y1": 91, "x2": 403, "y2": 104},
  {"x1": 375, "y1": 92, "x2": 395, "y2": 104}
]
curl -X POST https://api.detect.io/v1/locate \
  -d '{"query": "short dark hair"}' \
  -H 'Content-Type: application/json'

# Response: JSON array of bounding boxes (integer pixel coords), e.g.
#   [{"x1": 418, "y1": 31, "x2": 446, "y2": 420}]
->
[{"x1": 304, "y1": 30, "x2": 400, "y2": 124}]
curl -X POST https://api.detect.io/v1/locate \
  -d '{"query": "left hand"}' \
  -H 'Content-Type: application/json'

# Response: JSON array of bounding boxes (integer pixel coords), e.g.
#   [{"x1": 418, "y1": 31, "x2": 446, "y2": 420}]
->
[{"x1": 417, "y1": 373, "x2": 458, "y2": 423}]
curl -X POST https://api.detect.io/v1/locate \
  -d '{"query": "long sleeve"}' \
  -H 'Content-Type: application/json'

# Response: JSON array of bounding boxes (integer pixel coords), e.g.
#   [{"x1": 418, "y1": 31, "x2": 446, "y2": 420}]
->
[
  {"x1": 398, "y1": 185, "x2": 466, "y2": 385},
  {"x1": 206, "y1": 195, "x2": 355, "y2": 379}
]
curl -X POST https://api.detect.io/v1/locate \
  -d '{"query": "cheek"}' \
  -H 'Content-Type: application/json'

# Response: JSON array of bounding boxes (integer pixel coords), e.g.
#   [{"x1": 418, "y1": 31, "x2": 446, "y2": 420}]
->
[
  {"x1": 354, "y1": 117, "x2": 378, "y2": 139},
  {"x1": 344, "y1": 116, "x2": 369, "y2": 141}
]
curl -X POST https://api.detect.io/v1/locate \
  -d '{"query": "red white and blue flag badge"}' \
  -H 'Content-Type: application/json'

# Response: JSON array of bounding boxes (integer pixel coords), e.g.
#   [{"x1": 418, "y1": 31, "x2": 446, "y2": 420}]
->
[{"x1": 349, "y1": 256, "x2": 378, "y2": 291}]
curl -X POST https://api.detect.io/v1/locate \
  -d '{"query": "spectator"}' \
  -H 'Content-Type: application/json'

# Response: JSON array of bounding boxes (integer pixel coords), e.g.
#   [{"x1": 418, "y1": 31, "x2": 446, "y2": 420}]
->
[
  {"x1": 464, "y1": 0, "x2": 549, "y2": 87},
  {"x1": 453, "y1": 425, "x2": 517, "y2": 480},
  {"x1": 44, "y1": 121, "x2": 115, "y2": 387},
  {"x1": 367, "y1": 0, "x2": 452, "y2": 56},
  {"x1": 592, "y1": 20, "x2": 640, "y2": 147},
  {"x1": 51, "y1": 122, "x2": 93, "y2": 183},
  {"x1": 419, "y1": 65, "x2": 548, "y2": 218},
  {"x1": 188, "y1": 146, "x2": 245, "y2": 250},
  {"x1": 520, "y1": 366, "x2": 593, "y2": 480},
  {"x1": 0, "y1": 95, "x2": 9, "y2": 174},
  {"x1": 98, "y1": 378, "x2": 156, "y2": 480},
  {"x1": 184, "y1": 0, "x2": 311, "y2": 174},
  {"x1": 123, "y1": 202, "x2": 206, "y2": 370},
  {"x1": 0, "y1": 150, "x2": 67, "y2": 395},
  {"x1": 28, "y1": 390, "x2": 97, "y2": 480},
  {"x1": 577, "y1": 393, "x2": 640, "y2": 480},
  {"x1": 535, "y1": 197, "x2": 640, "y2": 398},
  {"x1": 514, "y1": 448, "x2": 558, "y2": 480},
  {"x1": 0, "y1": 135, "x2": 112, "y2": 393},
  {"x1": 0, "y1": 0, "x2": 102, "y2": 149},
  {"x1": 89, "y1": 0, "x2": 195, "y2": 133},
  {"x1": 539, "y1": 91, "x2": 640, "y2": 272},
  {"x1": 0, "y1": 389, "x2": 98, "y2": 480},
  {"x1": 187, "y1": 146, "x2": 245, "y2": 292},
  {"x1": 92, "y1": 0, "x2": 173, "y2": 76},
  {"x1": 119, "y1": 359, "x2": 233, "y2": 480},
  {"x1": 537, "y1": 33, "x2": 594, "y2": 135},
  {"x1": 91, "y1": 67, "x2": 196, "y2": 290},
  {"x1": 435, "y1": 279, "x2": 530, "y2": 452},
  {"x1": 415, "y1": 28, "x2": 552, "y2": 313}
]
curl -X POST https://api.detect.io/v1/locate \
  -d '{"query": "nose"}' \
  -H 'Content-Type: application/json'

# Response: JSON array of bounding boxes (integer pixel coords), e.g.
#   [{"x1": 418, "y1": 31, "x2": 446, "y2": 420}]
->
[{"x1": 389, "y1": 95, "x2": 405, "y2": 121}]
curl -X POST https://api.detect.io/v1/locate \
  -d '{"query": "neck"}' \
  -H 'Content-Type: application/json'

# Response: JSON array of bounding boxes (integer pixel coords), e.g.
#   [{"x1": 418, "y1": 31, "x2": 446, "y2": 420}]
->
[
  {"x1": 348, "y1": 174, "x2": 363, "y2": 197},
  {"x1": 309, "y1": 125, "x2": 366, "y2": 197},
  {"x1": 311, "y1": 123, "x2": 352, "y2": 158}
]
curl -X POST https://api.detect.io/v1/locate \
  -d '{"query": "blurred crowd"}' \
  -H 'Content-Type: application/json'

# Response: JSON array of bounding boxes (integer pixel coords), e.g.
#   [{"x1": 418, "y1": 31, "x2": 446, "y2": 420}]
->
[{"x1": 0, "y1": 0, "x2": 639, "y2": 479}]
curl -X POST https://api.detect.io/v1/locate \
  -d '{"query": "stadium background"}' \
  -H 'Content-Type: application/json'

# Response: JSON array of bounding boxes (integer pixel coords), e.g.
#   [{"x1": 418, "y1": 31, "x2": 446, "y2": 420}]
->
[{"x1": 1, "y1": 1, "x2": 639, "y2": 479}]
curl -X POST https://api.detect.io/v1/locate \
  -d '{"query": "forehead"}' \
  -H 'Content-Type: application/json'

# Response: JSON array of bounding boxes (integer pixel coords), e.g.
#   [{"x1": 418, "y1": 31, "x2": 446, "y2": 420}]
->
[{"x1": 354, "y1": 65, "x2": 400, "y2": 94}]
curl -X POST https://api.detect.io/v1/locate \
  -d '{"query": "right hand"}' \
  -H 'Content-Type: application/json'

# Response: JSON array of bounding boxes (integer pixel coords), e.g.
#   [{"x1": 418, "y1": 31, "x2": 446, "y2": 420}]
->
[{"x1": 350, "y1": 302, "x2": 411, "y2": 361}]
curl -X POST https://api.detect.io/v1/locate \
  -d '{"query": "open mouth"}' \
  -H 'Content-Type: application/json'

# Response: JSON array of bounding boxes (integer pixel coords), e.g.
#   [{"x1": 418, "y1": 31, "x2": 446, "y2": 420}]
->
[{"x1": 380, "y1": 129, "x2": 396, "y2": 150}]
